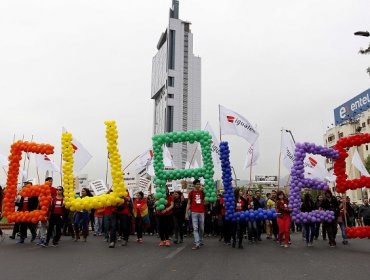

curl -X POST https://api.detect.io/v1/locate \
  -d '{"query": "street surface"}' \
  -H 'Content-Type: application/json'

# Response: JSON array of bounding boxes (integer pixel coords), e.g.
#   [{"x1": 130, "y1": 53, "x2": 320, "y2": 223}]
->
[{"x1": 0, "y1": 231, "x2": 369, "y2": 280}]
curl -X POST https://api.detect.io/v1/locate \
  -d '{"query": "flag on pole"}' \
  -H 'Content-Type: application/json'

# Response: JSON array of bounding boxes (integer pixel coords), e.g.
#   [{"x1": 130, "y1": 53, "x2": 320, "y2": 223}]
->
[
  {"x1": 138, "y1": 149, "x2": 154, "y2": 168},
  {"x1": 185, "y1": 161, "x2": 191, "y2": 169},
  {"x1": 244, "y1": 140, "x2": 259, "y2": 169},
  {"x1": 204, "y1": 122, "x2": 221, "y2": 165},
  {"x1": 0, "y1": 153, "x2": 9, "y2": 167},
  {"x1": 352, "y1": 149, "x2": 370, "y2": 176},
  {"x1": 280, "y1": 129, "x2": 296, "y2": 171},
  {"x1": 190, "y1": 160, "x2": 199, "y2": 169},
  {"x1": 219, "y1": 105, "x2": 259, "y2": 144},
  {"x1": 163, "y1": 145, "x2": 174, "y2": 167},
  {"x1": 304, "y1": 156, "x2": 329, "y2": 180},
  {"x1": 35, "y1": 154, "x2": 61, "y2": 173},
  {"x1": 62, "y1": 127, "x2": 92, "y2": 172},
  {"x1": 71, "y1": 138, "x2": 93, "y2": 172}
]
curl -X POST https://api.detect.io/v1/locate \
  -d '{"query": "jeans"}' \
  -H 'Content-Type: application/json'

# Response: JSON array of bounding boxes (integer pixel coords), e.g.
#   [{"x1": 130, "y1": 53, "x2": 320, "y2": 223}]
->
[
  {"x1": 247, "y1": 220, "x2": 258, "y2": 240},
  {"x1": 338, "y1": 222, "x2": 347, "y2": 240},
  {"x1": 191, "y1": 212, "x2": 204, "y2": 246},
  {"x1": 94, "y1": 217, "x2": 103, "y2": 235},
  {"x1": 324, "y1": 220, "x2": 338, "y2": 245},
  {"x1": 74, "y1": 211, "x2": 89, "y2": 239},
  {"x1": 46, "y1": 214, "x2": 63, "y2": 244},
  {"x1": 303, "y1": 222, "x2": 315, "y2": 244},
  {"x1": 173, "y1": 215, "x2": 184, "y2": 242}
]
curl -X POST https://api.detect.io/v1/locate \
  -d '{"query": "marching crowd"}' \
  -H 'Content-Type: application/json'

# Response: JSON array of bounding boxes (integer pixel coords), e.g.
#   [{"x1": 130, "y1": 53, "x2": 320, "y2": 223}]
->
[{"x1": 1, "y1": 178, "x2": 370, "y2": 250}]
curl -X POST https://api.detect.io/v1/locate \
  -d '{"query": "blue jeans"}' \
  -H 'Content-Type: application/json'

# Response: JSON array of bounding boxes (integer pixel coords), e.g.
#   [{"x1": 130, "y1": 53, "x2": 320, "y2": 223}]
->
[
  {"x1": 338, "y1": 222, "x2": 347, "y2": 240},
  {"x1": 303, "y1": 222, "x2": 315, "y2": 244},
  {"x1": 74, "y1": 211, "x2": 89, "y2": 239},
  {"x1": 191, "y1": 212, "x2": 204, "y2": 247}
]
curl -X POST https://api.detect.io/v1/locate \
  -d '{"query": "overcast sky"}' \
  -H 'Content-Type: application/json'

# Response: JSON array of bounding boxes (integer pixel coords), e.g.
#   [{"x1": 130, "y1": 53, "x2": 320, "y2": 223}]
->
[{"x1": 0, "y1": 0, "x2": 369, "y2": 185}]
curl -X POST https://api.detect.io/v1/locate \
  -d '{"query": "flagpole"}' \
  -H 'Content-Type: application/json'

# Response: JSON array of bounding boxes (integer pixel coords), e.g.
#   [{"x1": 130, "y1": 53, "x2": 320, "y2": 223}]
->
[
  {"x1": 218, "y1": 105, "x2": 222, "y2": 142},
  {"x1": 277, "y1": 128, "x2": 283, "y2": 190},
  {"x1": 60, "y1": 127, "x2": 64, "y2": 187},
  {"x1": 189, "y1": 145, "x2": 198, "y2": 166},
  {"x1": 249, "y1": 146, "x2": 254, "y2": 188},
  {"x1": 26, "y1": 134, "x2": 34, "y2": 180},
  {"x1": 123, "y1": 154, "x2": 142, "y2": 171},
  {"x1": 277, "y1": 152, "x2": 281, "y2": 191},
  {"x1": 36, "y1": 167, "x2": 40, "y2": 185}
]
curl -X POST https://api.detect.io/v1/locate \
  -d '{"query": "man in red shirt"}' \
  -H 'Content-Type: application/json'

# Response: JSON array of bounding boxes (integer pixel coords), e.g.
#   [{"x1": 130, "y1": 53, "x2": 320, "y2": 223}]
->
[{"x1": 185, "y1": 179, "x2": 205, "y2": 250}]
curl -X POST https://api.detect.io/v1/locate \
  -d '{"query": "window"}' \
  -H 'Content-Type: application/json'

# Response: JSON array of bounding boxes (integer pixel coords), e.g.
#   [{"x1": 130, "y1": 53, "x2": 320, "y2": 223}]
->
[
  {"x1": 168, "y1": 76, "x2": 174, "y2": 87},
  {"x1": 328, "y1": 135, "x2": 335, "y2": 142},
  {"x1": 367, "y1": 118, "x2": 370, "y2": 125},
  {"x1": 362, "y1": 122, "x2": 366, "y2": 128},
  {"x1": 168, "y1": 94, "x2": 174, "y2": 99},
  {"x1": 366, "y1": 145, "x2": 369, "y2": 151},
  {"x1": 169, "y1": 30, "x2": 175, "y2": 70},
  {"x1": 338, "y1": 132, "x2": 343, "y2": 139},
  {"x1": 166, "y1": 106, "x2": 174, "y2": 133}
]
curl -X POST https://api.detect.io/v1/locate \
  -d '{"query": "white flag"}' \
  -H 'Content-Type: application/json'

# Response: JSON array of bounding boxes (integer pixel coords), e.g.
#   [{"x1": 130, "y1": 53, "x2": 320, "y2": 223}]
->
[
  {"x1": 244, "y1": 140, "x2": 259, "y2": 169},
  {"x1": 35, "y1": 154, "x2": 60, "y2": 173},
  {"x1": 185, "y1": 161, "x2": 191, "y2": 169},
  {"x1": 163, "y1": 145, "x2": 174, "y2": 167},
  {"x1": 219, "y1": 105, "x2": 259, "y2": 144},
  {"x1": 204, "y1": 122, "x2": 221, "y2": 165},
  {"x1": 71, "y1": 138, "x2": 93, "y2": 172},
  {"x1": 190, "y1": 160, "x2": 199, "y2": 169},
  {"x1": 137, "y1": 149, "x2": 154, "y2": 168},
  {"x1": 280, "y1": 129, "x2": 296, "y2": 171},
  {"x1": 352, "y1": 149, "x2": 370, "y2": 176},
  {"x1": 0, "y1": 153, "x2": 9, "y2": 167},
  {"x1": 304, "y1": 156, "x2": 329, "y2": 180},
  {"x1": 146, "y1": 162, "x2": 155, "y2": 177}
]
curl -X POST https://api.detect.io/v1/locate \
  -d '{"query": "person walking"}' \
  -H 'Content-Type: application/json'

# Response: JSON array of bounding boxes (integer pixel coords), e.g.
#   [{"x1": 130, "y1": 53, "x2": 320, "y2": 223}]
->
[
  {"x1": 276, "y1": 191, "x2": 291, "y2": 248},
  {"x1": 185, "y1": 179, "x2": 206, "y2": 250},
  {"x1": 301, "y1": 193, "x2": 315, "y2": 247}
]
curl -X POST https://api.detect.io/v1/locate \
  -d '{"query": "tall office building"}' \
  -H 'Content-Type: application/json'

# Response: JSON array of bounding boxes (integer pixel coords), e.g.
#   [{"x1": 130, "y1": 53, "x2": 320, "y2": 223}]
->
[{"x1": 151, "y1": 0, "x2": 201, "y2": 169}]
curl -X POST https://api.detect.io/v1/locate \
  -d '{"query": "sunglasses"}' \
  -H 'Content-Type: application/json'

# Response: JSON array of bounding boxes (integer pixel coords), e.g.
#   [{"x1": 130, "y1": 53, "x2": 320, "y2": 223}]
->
[{"x1": 57, "y1": 188, "x2": 63, "y2": 191}]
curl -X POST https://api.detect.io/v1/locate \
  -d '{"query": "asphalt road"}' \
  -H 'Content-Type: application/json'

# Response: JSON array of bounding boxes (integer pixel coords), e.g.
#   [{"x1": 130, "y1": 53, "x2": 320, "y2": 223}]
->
[{"x1": 0, "y1": 231, "x2": 369, "y2": 280}]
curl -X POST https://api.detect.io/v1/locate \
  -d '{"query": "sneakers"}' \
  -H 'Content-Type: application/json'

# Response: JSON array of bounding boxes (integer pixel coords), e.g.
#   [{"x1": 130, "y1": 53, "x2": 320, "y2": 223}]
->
[
  {"x1": 159, "y1": 240, "x2": 164, "y2": 247},
  {"x1": 192, "y1": 245, "x2": 200, "y2": 250},
  {"x1": 40, "y1": 243, "x2": 49, "y2": 247},
  {"x1": 284, "y1": 244, "x2": 289, "y2": 248},
  {"x1": 0, "y1": 234, "x2": 5, "y2": 242},
  {"x1": 17, "y1": 239, "x2": 24, "y2": 244},
  {"x1": 173, "y1": 240, "x2": 178, "y2": 244},
  {"x1": 137, "y1": 238, "x2": 143, "y2": 243},
  {"x1": 121, "y1": 240, "x2": 128, "y2": 246},
  {"x1": 165, "y1": 240, "x2": 170, "y2": 247},
  {"x1": 342, "y1": 240, "x2": 348, "y2": 245},
  {"x1": 109, "y1": 242, "x2": 115, "y2": 248},
  {"x1": 238, "y1": 244, "x2": 243, "y2": 249}
]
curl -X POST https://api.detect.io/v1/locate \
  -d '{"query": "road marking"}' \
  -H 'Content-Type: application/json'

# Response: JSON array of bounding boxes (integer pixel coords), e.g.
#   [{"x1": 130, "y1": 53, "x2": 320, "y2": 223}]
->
[{"x1": 165, "y1": 245, "x2": 186, "y2": 259}]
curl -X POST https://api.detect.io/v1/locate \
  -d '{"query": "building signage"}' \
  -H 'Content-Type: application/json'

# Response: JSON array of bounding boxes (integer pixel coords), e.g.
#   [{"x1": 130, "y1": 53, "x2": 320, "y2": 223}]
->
[{"x1": 334, "y1": 88, "x2": 370, "y2": 125}]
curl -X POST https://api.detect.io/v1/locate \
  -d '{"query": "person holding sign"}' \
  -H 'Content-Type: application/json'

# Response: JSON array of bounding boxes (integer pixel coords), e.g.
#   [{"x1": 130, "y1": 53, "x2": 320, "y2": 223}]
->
[
  {"x1": 41, "y1": 187, "x2": 65, "y2": 247},
  {"x1": 186, "y1": 179, "x2": 206, "y2": 250}
]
